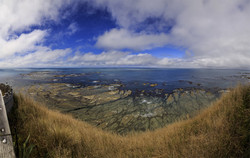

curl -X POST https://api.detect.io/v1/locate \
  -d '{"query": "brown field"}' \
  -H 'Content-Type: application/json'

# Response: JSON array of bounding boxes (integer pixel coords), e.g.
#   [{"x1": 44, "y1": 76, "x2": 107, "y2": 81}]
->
[{"x1": 10, "y1": 85, "x2": 250, "y2": 158}]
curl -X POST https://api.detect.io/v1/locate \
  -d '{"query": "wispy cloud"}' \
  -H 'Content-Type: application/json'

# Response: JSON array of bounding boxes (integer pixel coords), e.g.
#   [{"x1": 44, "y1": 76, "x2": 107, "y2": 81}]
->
[{"x1": 67, "y1": 22, "x2": 78, "y2": 35}]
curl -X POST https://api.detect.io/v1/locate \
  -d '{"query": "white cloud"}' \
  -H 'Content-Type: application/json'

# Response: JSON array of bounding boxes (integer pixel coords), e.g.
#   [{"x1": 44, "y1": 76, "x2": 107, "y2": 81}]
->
[
  {"x1": 89, "y1": 0, "x2": 170, "y2": 29},
  {"x1": 96, "y1": 29, "x2": 169, "y2": 50},
  {"x1": 0, "y1": 0, "x2": 75, "y2": 67},
  {"x1": 0, "y1": 47, "x2": 71, "y2": 67},
  {"x1": 91, "y1": 0, "x2": 250, "y2": 68},
  {"x1": 1, "y1": 0, "x2": 250, "y2": 68},
  {"x1": 0, "y1": 30, "x2": 47, "y2": 58},
  {"x1": 69, "y1": 51, "x2": 158, "y2": 66},
  {"x1": 0, "y1": 0, "x2": 74, "y2": 38},
  {"x1": 69, "y1": 51, "x2": 128, "y2": 64},
  {"x1": 1, "y1": 47, "x2": 248, "y2": 68},
  {"x1": 67, "y1": 22, "x2": 78, "y2": 35}
]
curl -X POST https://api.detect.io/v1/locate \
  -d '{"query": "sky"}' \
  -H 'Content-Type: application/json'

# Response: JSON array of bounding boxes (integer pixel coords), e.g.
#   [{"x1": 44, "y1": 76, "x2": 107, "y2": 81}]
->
[{"x1": 0, "y1": 0, "x2": 250, "y2": 68}]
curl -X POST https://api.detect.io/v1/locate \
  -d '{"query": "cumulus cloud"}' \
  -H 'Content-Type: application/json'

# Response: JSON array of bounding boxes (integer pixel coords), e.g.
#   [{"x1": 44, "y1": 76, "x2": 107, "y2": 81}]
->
[
  {"x1": 67, "y1": 51, "x2": 212, "y2": 68},
  {"x1": 1, "y1": 0, "x2": 250, "y2": 68},
  {"x1": 89, "y1": 0, "x2": 170, "y2": 29},
  {"x1": 0, "y1": 0, "x2": 75, "y2": 38},
  {"x1": 0, "y1": 0, "x2": 75, "y2": 67},
  {"x1": 69, "y1": 51, "x2": 158, "y2": 66},
  {"x1": 0, "y1": 30, "x2": 47, "y2": 58},
  {"x1": 92, "y1": 0, "x2": 250, "y2": 68},
  {"x1": 69, "y1": 51, "x2": 129, "y2": 66},
  {"x1": 96, "y1": 29, "x2": 169, "y2": 50},
  {"x1": 0, "y1": 47, "x2": 72, "y2": 68}
]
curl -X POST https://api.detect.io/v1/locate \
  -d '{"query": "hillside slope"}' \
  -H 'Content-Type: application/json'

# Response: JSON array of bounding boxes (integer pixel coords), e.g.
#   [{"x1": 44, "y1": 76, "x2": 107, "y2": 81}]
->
[{"x1": 10, "y1": 85, "x2": 250, "y2": 158}]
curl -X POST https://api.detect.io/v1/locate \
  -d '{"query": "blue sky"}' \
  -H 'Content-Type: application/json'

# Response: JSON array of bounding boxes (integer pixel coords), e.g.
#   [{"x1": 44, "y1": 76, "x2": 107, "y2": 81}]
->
[
  {"x1": 44, "y1": 3, "x2": 185, "y2": 58},
  {"x1": 0, "y1": 0, "x2": 250, "y2": 68}
]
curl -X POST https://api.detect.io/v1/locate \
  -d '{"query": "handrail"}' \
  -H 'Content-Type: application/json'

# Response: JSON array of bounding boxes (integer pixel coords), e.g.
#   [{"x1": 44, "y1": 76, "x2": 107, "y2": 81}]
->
[{"x1": 0, "y1": 90, "x2": 15, "y2": 158}]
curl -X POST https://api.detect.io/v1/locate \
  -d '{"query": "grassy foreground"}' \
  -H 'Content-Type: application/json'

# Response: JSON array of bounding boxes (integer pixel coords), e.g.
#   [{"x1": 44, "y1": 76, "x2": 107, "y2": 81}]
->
[{"x1": 10, "y1": 85, "x2": 249, "y2": 158}]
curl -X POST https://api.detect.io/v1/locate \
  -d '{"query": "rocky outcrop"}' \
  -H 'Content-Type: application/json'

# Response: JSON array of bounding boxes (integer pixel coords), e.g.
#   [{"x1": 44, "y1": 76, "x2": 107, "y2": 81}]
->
[{"x1": 25, "y1": 82, "x2": 220, "y2": 134}]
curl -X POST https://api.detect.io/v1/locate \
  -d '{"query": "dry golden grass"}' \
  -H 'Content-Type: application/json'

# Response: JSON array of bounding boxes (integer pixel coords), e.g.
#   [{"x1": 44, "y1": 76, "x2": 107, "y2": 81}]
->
[{"x1": 11, "y1": 85, "x2": 250, "y2": 158}]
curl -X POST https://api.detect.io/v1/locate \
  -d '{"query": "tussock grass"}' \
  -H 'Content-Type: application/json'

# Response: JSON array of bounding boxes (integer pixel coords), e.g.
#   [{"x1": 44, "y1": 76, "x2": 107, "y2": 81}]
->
[{"x1": 11, "y1": 85, "x2": 250, "y2": 158}]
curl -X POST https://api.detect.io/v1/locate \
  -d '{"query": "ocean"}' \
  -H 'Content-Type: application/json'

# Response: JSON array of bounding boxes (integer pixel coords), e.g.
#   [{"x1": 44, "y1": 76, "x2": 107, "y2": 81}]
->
[{"x1": 0, "y1": 68, "x2": 249, "y2": 92}]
